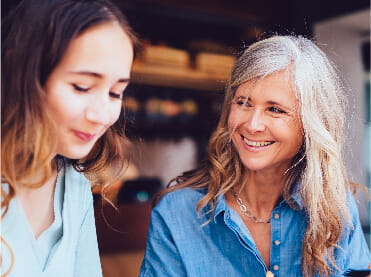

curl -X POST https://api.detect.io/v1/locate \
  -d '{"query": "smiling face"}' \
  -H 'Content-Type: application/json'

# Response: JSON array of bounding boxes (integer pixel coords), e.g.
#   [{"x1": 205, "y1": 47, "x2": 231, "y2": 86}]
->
[
  {"x1": 228, "y1": 70, "x2": 304, "y2": 175},
  {"x1": 44, "y1": 22, "x2": 134, "y2": 159}
]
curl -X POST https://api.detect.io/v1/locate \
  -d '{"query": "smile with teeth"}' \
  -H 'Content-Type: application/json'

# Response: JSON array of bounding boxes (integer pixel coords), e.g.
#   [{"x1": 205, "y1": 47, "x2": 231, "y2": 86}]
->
[{"x1": 243, "y1": 136, "x2": 274, "y2": 147}]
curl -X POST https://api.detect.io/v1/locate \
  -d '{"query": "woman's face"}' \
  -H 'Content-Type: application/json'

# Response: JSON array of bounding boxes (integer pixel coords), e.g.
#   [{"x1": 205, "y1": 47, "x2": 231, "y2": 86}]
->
[
  {"x1": 228, "y1": 70, "x2": 304, "y2": 175},
  {"x1": 44, "y1": 22, "x2": 133, "y2": 159}
]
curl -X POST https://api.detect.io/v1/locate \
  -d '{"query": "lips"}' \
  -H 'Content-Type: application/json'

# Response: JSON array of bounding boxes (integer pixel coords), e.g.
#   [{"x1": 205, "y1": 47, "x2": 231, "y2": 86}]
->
[
  {"x1": 73, "y1": 130, "x2": 96, "y2": 142},
  {"x1": 241, "y1": 135, "x2": 274, "y2": 148}
]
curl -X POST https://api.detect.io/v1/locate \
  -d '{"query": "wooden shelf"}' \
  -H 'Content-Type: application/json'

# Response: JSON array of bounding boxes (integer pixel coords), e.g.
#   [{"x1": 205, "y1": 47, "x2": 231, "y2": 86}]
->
[{"x1": 131, "y1": 61, "x2": 229, "y2": 91}]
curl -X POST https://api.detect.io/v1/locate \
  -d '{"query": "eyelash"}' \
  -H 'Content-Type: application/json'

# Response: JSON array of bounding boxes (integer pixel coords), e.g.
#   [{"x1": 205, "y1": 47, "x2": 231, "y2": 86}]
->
[
  {"x1": 72, "y1": 84, "x2": 122, "y2": 100},
  {"x1": 72, "y1": 84, "x2": 89, "y2": 92},
  {"x1": 109, "y1": 92, "x2": 122, "y2": 99},
  {"x1": 234, "y1": 100, "x2": 286, "y2": 114},
  {"x1": 268, "y1": 107, "x2": 286, "y2": 114},
  {"x1": 235, "y1": 100, "x2": 251, "y2": 107}
]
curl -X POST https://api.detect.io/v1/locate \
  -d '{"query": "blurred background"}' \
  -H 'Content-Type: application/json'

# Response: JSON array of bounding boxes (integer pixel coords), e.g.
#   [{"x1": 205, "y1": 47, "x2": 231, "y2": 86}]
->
[{"x1": 2, "y1": 0, "x2": 370, "y2": 276}]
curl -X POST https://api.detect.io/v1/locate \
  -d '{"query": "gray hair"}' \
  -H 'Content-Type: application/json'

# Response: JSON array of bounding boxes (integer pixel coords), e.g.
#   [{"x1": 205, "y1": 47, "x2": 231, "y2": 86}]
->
[{"x1": 229, "y1": 35, "x2": 350, "y2": 276}]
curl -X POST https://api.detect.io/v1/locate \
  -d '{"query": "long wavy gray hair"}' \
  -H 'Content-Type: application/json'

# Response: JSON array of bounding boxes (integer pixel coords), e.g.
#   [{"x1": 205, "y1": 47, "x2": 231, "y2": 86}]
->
[
  {"x1": 160, "y1": 35, "x2": 353, "y2": 277},
  {"x1": 228, "y1": 35, "x2": 352, "y2": 276}
]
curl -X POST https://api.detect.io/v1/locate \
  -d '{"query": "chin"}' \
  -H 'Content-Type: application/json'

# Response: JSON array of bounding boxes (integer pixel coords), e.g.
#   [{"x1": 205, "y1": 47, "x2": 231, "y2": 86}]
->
[
  {"x1": 61, "y1": 154, "x2": 88, "y2": 160},
  {"x1": 241, "y1": 163, "x2": 263, "y2": 172},
  {"x1": 59, "y1": 148, "x2": 93, "y2": 160},
  {"x1": 241, "y1": 159, "x2": 270, "y2": 172}
]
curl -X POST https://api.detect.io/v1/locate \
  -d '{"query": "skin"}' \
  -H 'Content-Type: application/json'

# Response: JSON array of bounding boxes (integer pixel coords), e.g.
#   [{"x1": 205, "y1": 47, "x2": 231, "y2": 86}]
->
[
  {"x1": 225, "y1": 70, "x2": 304, "y2": 267},
  {"x1": 17, "y1": 22, "x2": 134, "y2": 239}
]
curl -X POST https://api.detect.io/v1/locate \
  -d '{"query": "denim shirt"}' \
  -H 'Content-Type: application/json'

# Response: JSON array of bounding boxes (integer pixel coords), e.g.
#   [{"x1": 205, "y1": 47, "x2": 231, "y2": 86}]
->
[{"x1": 139, "y1": 187, "x2": 370, "y2": 277}]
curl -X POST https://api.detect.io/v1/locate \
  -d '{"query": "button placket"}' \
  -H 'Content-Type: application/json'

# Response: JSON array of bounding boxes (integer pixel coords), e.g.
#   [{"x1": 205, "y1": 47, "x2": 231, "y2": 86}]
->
[
  {"x1": 270, "y1": 209, "x2": 281, "y2": 276},
  {"x1": 224, "y1": 209, "x2": 267, "y2": 272}
]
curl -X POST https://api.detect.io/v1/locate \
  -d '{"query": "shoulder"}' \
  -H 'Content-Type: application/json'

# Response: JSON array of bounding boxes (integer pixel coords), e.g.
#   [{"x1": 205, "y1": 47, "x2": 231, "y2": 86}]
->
[
  {"x1": 337, "y1": 191, "x2": 371, "y2": 269},
  {"x1": 345, "y1": 192, "x2": 362, "y2": 222},
  {"x1": 153, "y1": 187, "x2": 207, "y2": 221},
  {"x1": 64, "y1": 163, "x2": 90, "y2": 187},
  {"x1": 64, "y1": 163, "x2": 91, "y2": 190},
  {"x1": 148, "y1": 187, "x2": 213, "y2": 241},
  {"x1": 63, "y1": 163, "x2": 93, "y2": 210},
  {"x1": 155, "y1": 187, "x2": 206, "y2": 210},
  {"x1": 340, "y1": 191, "x2": 366, "y2": 240}
]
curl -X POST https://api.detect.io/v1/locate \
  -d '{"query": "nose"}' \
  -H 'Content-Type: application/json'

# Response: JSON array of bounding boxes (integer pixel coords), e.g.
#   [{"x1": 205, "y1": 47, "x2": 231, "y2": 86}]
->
[
  {"x1": 85, "y1": 97, "x2": 112, "y2": 126},
  {"x1": 244, "y1": 109, "x2": 266, "y2": 133}
]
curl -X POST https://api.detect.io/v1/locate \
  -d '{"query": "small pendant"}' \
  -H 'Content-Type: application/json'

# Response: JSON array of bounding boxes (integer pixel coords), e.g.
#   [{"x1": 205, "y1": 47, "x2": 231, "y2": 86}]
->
[{"x1": 266, "y1": 271, "x2": 274, "y2": 277}]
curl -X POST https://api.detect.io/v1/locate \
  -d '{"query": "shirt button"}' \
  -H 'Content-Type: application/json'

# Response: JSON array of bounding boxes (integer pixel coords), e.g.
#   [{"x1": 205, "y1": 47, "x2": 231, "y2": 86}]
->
[
  {"x1": 274, "y1": 213, "x2": 280, "y2": 219},
  {"x1": 273, "y1": 265, "x2": 279, "y2": 271},
  {"x1": 274, "y1": 240, "x2": 281, "y2": 246}
]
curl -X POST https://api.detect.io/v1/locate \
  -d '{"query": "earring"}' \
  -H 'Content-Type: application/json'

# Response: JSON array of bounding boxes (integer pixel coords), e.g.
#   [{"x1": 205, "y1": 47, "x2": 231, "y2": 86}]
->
[{"x1": 284, "y1": 154, "x2": 306, "y2": 175}]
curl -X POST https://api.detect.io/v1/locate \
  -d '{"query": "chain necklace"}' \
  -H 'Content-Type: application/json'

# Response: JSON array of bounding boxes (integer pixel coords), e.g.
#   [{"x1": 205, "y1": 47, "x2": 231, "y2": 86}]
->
[{"x1": 232, "y1": 189, "x2": 271, "y2": 224}]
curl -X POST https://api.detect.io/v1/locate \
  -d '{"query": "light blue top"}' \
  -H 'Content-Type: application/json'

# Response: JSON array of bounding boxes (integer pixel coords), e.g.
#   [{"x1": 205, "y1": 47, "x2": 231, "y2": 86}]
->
[
  {"x1": 140, "y1": 187, "x2": 371, "y2": 277},
  {"x1": 2, "y1": 161, "x2": 102, "y2": 277}
]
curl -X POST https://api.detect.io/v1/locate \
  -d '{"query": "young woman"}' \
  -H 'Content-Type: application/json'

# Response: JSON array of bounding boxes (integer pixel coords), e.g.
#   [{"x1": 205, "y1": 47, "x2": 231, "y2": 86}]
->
[
  {"x1": 139, "y1": 36, "x2": 371, "y2": 276},
  {"x1": 1, "y1": 0, "x2": 137, "y2": 276}
]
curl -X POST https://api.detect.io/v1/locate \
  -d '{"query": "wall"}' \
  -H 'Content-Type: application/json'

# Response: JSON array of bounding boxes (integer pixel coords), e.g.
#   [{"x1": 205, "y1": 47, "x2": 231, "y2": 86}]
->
[
  {"x1": 314, "y1": 9, "x2": 370, "y2": 228},
  {"x1": 132, "y1": 138, "x2": 197, "y2": 186}
]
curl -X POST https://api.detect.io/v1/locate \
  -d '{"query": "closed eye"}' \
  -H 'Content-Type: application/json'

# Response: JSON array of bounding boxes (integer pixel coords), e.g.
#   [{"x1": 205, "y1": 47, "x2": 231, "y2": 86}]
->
[
  {"x1": 109, "y1": 91, "x2": 122, "y2": 99},
  {"x1": 72, "y1": 84, "x2": 89, "y2": 92}
]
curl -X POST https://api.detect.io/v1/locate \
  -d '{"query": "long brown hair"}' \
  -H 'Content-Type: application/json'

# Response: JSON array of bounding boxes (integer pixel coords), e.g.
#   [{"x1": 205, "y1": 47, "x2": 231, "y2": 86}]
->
[{"x1": 156, "y1": 36, "x2": 356, "y2": 277}]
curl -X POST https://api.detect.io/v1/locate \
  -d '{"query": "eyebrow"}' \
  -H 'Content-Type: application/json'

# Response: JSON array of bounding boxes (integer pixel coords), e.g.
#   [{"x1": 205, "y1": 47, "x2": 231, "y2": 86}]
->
[
  {"x1": 235, "y1": 95, "x2": 293, "y2": 111},
  {"x1": 69, "y1": 70, "x2": 130, "y2": 83},
  {"x1": 266, "y1": 100, "x2": 292, "y2": 111},
  {"x1": 234, "y1": 95, "x2": 248, "y2": 101}
]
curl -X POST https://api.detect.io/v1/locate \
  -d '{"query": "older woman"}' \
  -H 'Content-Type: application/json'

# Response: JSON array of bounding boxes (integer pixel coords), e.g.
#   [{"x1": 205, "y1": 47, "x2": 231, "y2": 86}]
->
[{"x1": 139, "y1": 36, "x2": 370, "y2": 277}]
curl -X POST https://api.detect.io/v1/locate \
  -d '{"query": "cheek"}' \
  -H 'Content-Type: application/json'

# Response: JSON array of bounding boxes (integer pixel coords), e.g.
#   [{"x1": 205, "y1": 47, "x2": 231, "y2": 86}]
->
[
  {"x1": 227, "y1": 110, "x2": 242, "y2": 131},
  {"x1": 46, "y1": 96, "x2": 79, "y2": 124},
  {"x1": 271, "y1": 118, "x2": 302, "y2": 148},
  {"x1": 282, "y1": 119, "x2": 304, "y2": 149},
  {"x1": 45, "y1": 81, "x2": 82, "y2": 121},
  {"x1": 228, "y1": 115, "x2": 243, "y2": 148},
  {"x1": 277, "y1": 116, "x2": 302, "y2": 133},
  {"x1": 288, "y1": 118, "x2": 304, "y2": 142},
  {"x1": 108, "y1": 104, "x2": 122, "y2": 126}
]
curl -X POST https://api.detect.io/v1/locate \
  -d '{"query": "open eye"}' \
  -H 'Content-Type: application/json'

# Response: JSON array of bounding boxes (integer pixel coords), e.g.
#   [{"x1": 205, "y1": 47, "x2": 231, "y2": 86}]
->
[
  {"x1": 233, "y1": 97, "x2": 251, "y2": 108},
  {"x1": 268, "y1": 106, "x2": 286, "y2": 114},
  {"x1": 72, "y1": 84, "x2": 89, "y2": 92}
]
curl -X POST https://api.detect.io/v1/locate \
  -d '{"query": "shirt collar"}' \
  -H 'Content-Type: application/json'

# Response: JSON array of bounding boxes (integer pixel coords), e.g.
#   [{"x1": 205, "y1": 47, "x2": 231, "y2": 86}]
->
[
  {"x1": 288, "y1": 180, "x2": 304, "y2": 210},
  {"x1": 213, "y1": 194, "x2": 228, "y2": 223}
]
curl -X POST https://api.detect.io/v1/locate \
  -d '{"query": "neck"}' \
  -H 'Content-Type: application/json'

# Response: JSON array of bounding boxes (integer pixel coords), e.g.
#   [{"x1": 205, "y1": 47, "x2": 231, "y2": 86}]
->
[
  {"x1": 16, "y1": 158, "x2": 59, "y2": 192},
  {"x1": 237, "y1": 170, "x2": 286, "y2": 213},
  {"x1": 17, "y1": 165, "x2": 58, "y2": 239},
  {"x1": 17, "y1": 167, "x2": 58, "y2": 194}
]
